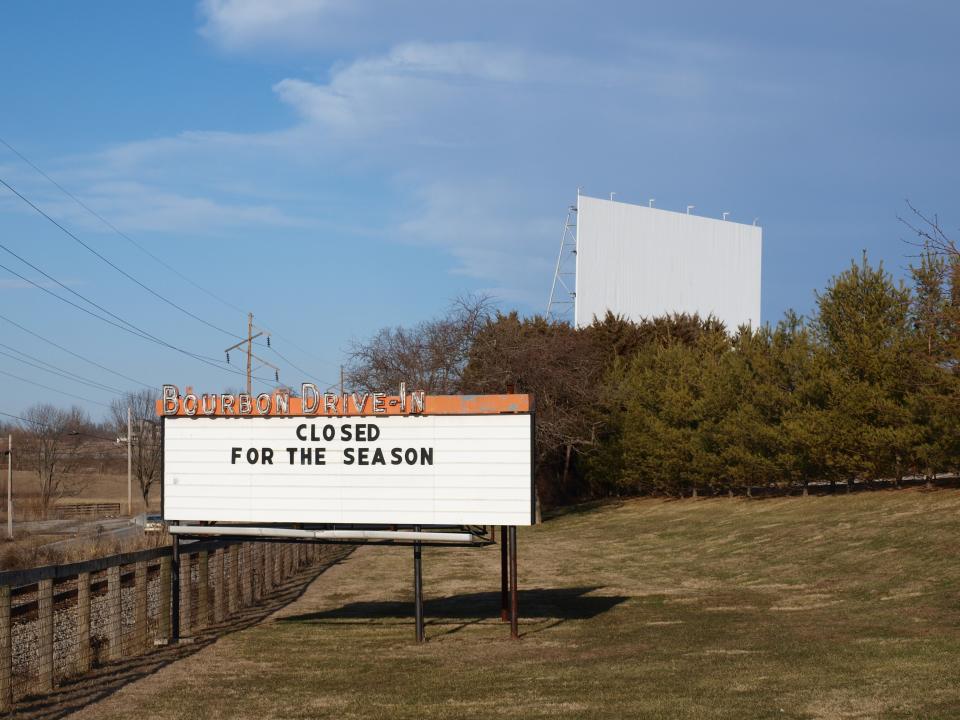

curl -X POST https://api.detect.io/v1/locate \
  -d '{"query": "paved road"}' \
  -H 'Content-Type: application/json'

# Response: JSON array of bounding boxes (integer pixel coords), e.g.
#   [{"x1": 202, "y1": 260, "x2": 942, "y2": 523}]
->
[{"x1": 14, "y1": 516, "x2": 145, "y2": 550}]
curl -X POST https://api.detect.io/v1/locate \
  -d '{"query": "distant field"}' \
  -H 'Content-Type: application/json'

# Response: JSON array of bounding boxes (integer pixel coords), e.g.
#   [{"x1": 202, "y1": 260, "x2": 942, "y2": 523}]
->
[
  {"x1": 1, "y1": 470, "x2": 157, "y2": 521},
  {"x1": 68, "y1": 490, "x2": 960, "y2": 719},
  {"x1": 1, "y1": 470, "x2": 161, "y2": 564}
]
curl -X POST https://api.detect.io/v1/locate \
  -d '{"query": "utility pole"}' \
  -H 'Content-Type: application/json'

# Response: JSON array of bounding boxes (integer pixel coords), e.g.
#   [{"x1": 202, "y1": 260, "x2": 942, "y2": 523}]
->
[
  {"x1": 246, "y1": 313, "x2": 253, "y2": 397},
  {"x1": 224, "y1": 313, "x2": 277, "y2": 395},
  {"x1": 127, "y1": 407, "x2": 132, "y2": 516},
  {"x1": 6, "y1": 434, "x2": 11, "y2": 540},
  {"x1": 116, "y1": 416, "x2": 133, "y2": 516}
]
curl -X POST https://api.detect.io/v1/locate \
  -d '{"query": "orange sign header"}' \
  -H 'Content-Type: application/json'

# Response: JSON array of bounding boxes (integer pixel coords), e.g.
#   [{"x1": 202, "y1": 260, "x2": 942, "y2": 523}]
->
[{"x1": 156, "y1": 384, "x2": 531, "y2": 418}]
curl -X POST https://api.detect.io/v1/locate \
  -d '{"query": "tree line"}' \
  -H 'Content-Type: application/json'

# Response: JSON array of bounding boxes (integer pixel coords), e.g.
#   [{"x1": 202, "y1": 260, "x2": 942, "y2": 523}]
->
[
  {"x1": 0, "y1": 390, "x2": 161, "y2": 517},
  {"x1": 350, "y1": 243, "x2": 960, "y2": 506}
]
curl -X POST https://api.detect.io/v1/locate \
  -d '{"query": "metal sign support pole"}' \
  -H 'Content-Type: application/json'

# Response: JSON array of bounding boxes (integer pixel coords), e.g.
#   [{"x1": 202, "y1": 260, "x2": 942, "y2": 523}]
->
[
  {"x1": 500, "y1": 525, "x2": 509, "y2": 621},
  {"x1": 171, "y1": 533, "x2": 180, "y2": 642},
  {"x1": 509, "y1": 525, "x2": 519, "y2": 640},
  {"x1": 413, "y1": 526, "x2": 424, "y2": 643}
]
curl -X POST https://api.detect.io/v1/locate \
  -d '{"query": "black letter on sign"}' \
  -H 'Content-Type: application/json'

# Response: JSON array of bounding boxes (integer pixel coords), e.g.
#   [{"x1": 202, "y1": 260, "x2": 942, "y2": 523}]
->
[
  {"x1": 231, "y1": 447, "x2": 241, "y2": 464},
  {"x1": 296, "y1": 424, "x2": 307, "y2": 441},
  {"x1": 343, "y1": 448, "x2": 355, "y2": 465}
]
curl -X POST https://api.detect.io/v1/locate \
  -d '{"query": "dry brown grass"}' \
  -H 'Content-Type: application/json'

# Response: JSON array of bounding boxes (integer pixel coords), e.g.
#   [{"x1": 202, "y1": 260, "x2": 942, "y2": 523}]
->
[
  {"x1": 50, "y1": 489, "x2": 960, "y2": 719},
  {"x1": 0, "y1": 530, "x2": 168, "y2": 571},
  {"x1": 0, "y1": 471, "x2": 157, "y2": 524}
]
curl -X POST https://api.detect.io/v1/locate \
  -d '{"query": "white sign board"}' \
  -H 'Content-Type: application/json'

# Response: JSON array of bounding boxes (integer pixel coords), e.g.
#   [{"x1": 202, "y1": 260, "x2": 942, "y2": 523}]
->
[
  {"x1": 575, "y1": 195, "x2": 762, "y2": 331},
  {"x1": 162, "y1": 414, "x2": 534, "y2": 526}
]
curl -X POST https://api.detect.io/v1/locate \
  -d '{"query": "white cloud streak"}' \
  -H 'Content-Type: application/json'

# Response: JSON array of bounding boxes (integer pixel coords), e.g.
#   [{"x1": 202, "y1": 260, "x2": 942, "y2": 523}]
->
[
  {"x1": 198, "y1": 0, "x2": 349, "y2": 51},
  {"x1": 28, "y1": 23, "x2": 776, "y2": 307}
]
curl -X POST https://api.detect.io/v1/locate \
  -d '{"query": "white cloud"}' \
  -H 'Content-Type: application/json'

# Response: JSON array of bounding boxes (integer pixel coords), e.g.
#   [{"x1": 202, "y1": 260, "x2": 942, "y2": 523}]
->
[
  {"x1": 198, "y1": 0, "x2": 349, "y2": 51},
  {"x1": 73, "y1": 181, "x2": 304, "y2": 234},
  {"x1": 398, "y1": 178, "x2": 556, "y2": 306},
  {"x1": 29, "y1": 33, "x2": 776, "y2": 306},
  {"x1": 272, "y1": 42, "x2": 539, "y2": 138}
]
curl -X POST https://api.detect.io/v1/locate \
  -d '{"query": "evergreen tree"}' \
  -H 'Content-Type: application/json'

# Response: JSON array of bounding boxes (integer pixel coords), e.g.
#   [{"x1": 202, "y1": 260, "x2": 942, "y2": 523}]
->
[
  {"x1": 813, "y1": 253, "x2": 918, "y2": 484},
  {"x1": 617, "y1": 331, "x2": 728, "y2": 497},
  {"x1": 909, "y1": 248, "x2": 960, "y2": 480},
  {"x1": 709, "y1": 326, "x2": 787, "y2": 495}
]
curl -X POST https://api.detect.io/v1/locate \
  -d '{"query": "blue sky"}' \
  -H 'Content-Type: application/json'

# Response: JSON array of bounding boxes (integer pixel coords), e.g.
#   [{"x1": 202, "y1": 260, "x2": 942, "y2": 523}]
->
[{"x1": 0, "y1": 0, "x2": 958, "y2": 419}]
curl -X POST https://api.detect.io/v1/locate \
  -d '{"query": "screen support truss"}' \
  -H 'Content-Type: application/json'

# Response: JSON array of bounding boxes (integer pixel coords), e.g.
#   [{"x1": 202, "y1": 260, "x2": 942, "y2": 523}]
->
[
  {"x1": 546, "y1": 199, "x2": 578, "y2": 321},
  {"x1": 168, "y1": 524, "x2": 520, "y2": 643}
]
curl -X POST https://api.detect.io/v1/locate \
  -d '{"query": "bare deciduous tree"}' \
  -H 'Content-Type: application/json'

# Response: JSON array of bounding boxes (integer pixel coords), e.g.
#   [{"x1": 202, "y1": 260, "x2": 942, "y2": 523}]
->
[
  {"x1": 900, "y1": 201, "x2": 957, "y2": 259},
  {"x1": 111, "y1": 390, "x2": 162, "y2": 510},
  {"x1": 19, "y1": 403, "x2": 89, "y2": 516},
  {"x1": 346, "y1": 294, "x2": 493, "y2": 393}
]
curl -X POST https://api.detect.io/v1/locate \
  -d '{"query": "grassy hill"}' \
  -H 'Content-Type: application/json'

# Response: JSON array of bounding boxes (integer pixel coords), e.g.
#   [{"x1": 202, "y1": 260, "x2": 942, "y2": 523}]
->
[{"x1": 71, "y1": 489, "x2": 960, "y2": 719}]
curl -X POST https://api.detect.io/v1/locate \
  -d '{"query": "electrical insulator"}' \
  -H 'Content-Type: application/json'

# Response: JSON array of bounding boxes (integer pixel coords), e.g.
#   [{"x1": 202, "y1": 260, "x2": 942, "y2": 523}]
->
[
  {"x1": 267, "y1": 336, "x2": 271, "y2": 347},
  {"x1": 275, "y1": 369, "x2": 279, "y2": 382},
  {"x1": 226, "y1": 352, "x2": 230, "y2": 364}
]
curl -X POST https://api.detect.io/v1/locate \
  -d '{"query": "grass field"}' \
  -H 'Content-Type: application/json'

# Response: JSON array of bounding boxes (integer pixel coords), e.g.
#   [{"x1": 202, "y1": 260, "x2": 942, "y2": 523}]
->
[
  {"x1": 1, "y1": 470, "x2": 157, "y2": 522},
  {"x1": 67, "y1": 489, "x2": 960, "y2": 719}
]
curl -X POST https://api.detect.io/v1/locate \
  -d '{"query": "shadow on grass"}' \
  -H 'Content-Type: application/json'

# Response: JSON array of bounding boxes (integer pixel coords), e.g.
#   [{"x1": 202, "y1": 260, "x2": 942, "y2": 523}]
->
[
  {"x1": 279, "y1": 586, "x2": 628, "y2": 629},
  {"x1": 9, "y1": 547, "x2": 354, "y2": 720}
]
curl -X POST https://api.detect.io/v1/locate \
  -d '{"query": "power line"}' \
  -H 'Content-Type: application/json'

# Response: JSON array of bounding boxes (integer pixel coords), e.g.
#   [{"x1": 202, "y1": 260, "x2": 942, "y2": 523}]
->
[
  {"x1": 0, "y1": 256, "x2": 158, "y2": 341},
  {"x1": 0, "y1": 311, "x2": 155, "y2": 389},
  {"x1": 258, "y1": 325, "x2": 332, "y2": 373},
  {"x1": 0, "y1": 137, "x2": 338, "y2": 384},
  {"x1": 0, "y1": 176, "x2": 243, "y2": 340},
  {"x1": 0, "y1": 237, "x2": 177, "y2": 343},
  {"x1": 267, "y1": 344, "x2": 336, "y2": 389},
  {"x1": 0, "y1": 257, "x2": 279, "y2": 386},
  {"x1": 0, "y1": 135, "x2": 249, "y2": 317},
  {"x1": 0, "y1": 409, "x2": 115, "y2": 441},
  {"x1": 0, "y1": 136, "x2": 333, "y2": 383},
  {"x1": 0, "y1": 342, "x2": 126, "y2": 394},
  {"x1": 0, "y1": 368, "x2": 112, "y2": 408}
]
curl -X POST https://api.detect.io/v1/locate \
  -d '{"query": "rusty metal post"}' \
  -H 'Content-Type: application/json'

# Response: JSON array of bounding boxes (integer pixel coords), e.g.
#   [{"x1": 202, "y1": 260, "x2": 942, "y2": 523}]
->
[
  {"x1": 413, "y1": 527, "x2": 424, "y2": 643},
  {"x1": 0, "y1": 585, "x2": 10, "y2": 712},
  {"x1": 509, "y1": 526, "x2": 519, "y2": 640},
  {"x1": 38, "y1": 578, "x2": 53, "y2": 691},
  {"x1": 108, "y1": 565, "x2": 122, "y2": 659},
  {"x1": 77, "y1": 572, "x2": 90, "y2": 672},
  {"x1": 500, "y1": 525, "x2": 509, "y2": 622}
]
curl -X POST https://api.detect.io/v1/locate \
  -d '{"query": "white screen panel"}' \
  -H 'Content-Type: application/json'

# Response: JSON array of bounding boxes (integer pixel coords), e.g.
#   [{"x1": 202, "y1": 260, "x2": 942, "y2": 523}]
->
[
  {"x1": 163, "y1": 415, "x2": 533, "y2": 526},
  {"x1": 575, "y1": 195, "x2": 762, "y2": 331}
]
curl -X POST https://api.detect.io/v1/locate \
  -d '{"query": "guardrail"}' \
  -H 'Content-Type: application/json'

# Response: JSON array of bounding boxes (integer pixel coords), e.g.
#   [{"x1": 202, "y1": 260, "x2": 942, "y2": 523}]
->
[
  {"x1": 54, "y1": 503, "x2": 123, "y2": 520},
  {"x1": 0, "y1": 539, "x2": 328, "y2": 711}
]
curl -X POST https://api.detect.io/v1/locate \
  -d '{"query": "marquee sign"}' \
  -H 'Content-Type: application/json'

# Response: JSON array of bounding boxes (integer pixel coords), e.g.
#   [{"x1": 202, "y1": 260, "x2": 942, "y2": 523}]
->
[{"x1": 158, "y1": 384, "x2": 534, "y2": 527}]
